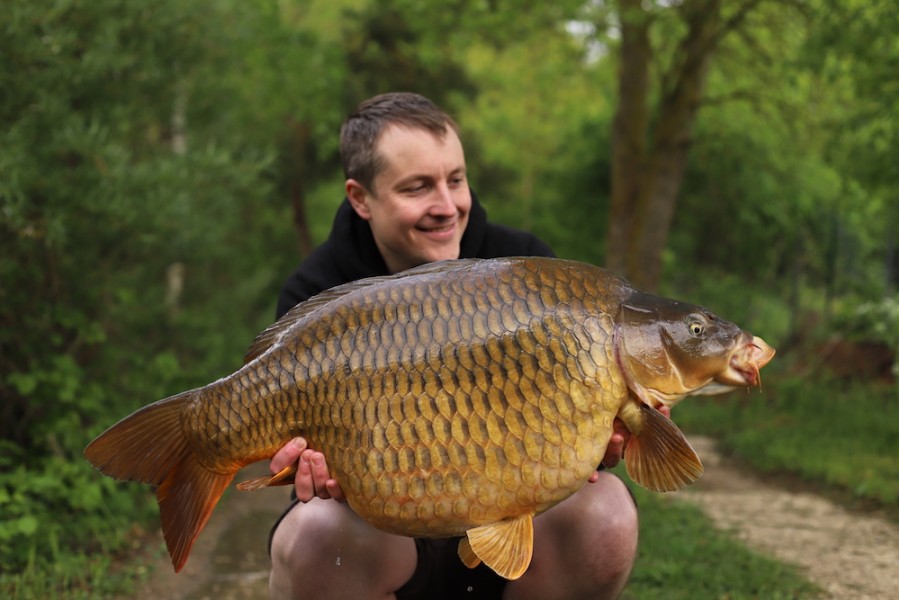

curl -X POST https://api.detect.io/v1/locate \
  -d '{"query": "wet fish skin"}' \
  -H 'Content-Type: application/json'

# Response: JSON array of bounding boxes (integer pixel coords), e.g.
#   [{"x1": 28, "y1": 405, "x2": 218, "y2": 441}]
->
[
  {"x1": 194, "y1": 258, "x2": 629, "y2": 533},
  {"x1": 84, "y1": 257, "x2": 774, "y2": 578}
]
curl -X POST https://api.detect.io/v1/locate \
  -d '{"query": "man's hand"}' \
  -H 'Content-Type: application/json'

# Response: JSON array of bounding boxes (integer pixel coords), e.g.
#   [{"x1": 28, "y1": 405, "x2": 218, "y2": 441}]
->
[{"x1": 270, "y1": 437, "x2": 346, "y2": 502}]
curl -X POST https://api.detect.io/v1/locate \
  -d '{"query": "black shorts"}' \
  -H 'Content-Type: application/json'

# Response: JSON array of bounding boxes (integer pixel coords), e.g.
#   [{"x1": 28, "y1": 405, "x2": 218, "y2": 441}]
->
[
  {"x1": 268, "y1": 499, "x2": 507, "y2": 600},
  {"x1": 395, "y1": 537, "x2": 507, "y2": 600}
]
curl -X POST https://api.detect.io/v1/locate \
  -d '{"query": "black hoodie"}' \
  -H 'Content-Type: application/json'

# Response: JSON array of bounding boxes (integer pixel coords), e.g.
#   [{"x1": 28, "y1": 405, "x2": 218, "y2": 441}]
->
[{"x1": 276, "y1": 191, "x2": 554, "y2": 319}]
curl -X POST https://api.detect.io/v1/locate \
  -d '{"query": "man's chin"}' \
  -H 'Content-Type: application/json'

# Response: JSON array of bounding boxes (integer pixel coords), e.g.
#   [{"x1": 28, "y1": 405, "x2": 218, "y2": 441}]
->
[{"x1": 417, "y1": 244, "x2": 462, "y2": 265}]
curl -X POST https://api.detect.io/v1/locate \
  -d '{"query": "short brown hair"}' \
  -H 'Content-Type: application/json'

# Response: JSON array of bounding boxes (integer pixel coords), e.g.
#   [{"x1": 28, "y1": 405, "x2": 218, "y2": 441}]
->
[{"x1": 339, "y1": 92, "x2": 461, "y2": 193}]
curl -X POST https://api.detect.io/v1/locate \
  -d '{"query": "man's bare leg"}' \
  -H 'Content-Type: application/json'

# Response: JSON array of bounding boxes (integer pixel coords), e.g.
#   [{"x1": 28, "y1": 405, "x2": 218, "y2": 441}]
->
[{"x1": 269, "y1": 499, "x2": 417, "y2": 600}]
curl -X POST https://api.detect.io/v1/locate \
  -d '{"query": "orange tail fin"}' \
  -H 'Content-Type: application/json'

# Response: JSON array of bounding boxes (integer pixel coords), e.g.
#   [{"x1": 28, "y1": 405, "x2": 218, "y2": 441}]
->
[{"x1": 84, "y1": 390, "x2": 235, "y2": 572}]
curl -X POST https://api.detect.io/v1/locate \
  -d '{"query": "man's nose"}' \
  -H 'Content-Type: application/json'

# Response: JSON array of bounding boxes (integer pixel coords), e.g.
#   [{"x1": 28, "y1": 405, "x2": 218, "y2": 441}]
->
[{"x1": 430, "y1": 183, "x2": 456, "y2": 215}]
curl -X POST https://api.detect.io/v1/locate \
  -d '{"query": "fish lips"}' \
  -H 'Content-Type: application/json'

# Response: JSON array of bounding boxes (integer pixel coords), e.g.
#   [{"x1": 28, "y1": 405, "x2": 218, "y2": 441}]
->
[{"x1": 714, "y1": 335, "x2": 776, "y2": 387}]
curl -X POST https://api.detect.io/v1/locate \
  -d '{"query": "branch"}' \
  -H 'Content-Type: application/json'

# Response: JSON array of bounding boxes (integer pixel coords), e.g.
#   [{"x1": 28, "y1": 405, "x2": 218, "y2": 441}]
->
[
  {"x1": 700, "y1": 88, "x2": 761, "y2": 107},
  {"x1": 716, "y1": 0, "x2": 765, "y2": 43}
]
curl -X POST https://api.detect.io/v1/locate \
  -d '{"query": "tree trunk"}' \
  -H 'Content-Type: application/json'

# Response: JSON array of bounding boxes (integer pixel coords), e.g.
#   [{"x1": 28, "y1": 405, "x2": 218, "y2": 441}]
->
[
  {"x1": 608, "y1": 0, "x2": 651, "y2": 280},
  {"x1": 286, "y1": 120, "x2": 314, "y2": 257},
  {"x1": 608, "y1": 0, "x2": 724, "y2": 291}
]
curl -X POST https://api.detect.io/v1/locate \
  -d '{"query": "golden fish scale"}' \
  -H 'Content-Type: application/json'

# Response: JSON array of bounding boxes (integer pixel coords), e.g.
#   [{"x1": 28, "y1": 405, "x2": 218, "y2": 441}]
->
[{"x1": 188, "y1": 259, "x2": 630, "y2": 536}]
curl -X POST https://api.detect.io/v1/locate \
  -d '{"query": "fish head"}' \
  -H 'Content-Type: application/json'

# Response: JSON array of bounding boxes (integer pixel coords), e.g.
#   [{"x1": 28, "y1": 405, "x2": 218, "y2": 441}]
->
[{"x1": 615, "y1": 292, "x2": 775, "y2": 409}]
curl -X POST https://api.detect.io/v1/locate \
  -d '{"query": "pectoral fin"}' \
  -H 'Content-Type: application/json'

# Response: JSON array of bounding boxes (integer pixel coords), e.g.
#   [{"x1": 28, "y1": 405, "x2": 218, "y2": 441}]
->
[
  {"x1": 619, "y1": 400, "x2": 703, "y2": 492},
  {"x1": 459, "y1": 513, "x2": 535, "y2": 580},
  {"x1": 236, "y1": 463, "x2": 297, "y2": 491}
]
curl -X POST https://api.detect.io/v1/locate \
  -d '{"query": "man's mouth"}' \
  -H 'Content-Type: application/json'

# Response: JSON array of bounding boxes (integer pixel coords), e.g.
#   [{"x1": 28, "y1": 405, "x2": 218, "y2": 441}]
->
[{"x1": 417, "y1": 222, "x2": 456, "y2": 235}]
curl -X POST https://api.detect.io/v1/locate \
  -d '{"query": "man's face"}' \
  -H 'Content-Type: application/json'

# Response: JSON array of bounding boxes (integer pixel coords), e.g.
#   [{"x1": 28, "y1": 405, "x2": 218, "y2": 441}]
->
[{"x1": 346, "y1": 125, "x2": 471, "y2": 274}]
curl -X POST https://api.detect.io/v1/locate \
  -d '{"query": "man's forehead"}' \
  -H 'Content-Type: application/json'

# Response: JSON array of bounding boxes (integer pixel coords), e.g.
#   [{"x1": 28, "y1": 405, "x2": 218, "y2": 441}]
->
[
  {"x1": 376, "y1": 124, "x2": 465, "y2": 174},
  {"x1": 377, "y1": 123, "x2": 453, "y2": 148}
]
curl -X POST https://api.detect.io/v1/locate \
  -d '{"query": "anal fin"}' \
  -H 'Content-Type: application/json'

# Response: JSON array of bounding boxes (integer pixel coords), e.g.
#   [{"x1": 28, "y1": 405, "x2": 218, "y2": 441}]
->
[
  {"x1": 462, "y1": 513, "x2": 534, "y2": 580},
  {"x1": 622, "y1": 401, "x2": 703, "y2": 492},
  {"x1": 457, "y1": 537, "x2": 481, "y2": 569}
]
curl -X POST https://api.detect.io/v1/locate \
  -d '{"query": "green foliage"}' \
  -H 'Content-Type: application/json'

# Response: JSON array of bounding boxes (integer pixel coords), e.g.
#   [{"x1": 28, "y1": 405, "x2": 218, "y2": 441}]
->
[
  {"x1": 836, "y1": 295, "x2": 899, "y2": 378},
  {"x1": 456, "y1": 22, "x2": 612, "y2": 263},
  {"x1": 621, "y1": 476, "x2": 818, "y2": 600},
  {"x1": 0, "y1": 0, "x2": 327, "y2": 593},
  {"x1": 0, "y1": 443, "x2": 157, "y2": 597}
]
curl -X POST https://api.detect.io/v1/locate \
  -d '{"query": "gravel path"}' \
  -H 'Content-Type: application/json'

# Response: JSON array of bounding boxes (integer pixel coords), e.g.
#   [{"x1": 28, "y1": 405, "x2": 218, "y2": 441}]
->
[
  {"x1": 131, "y1": 439, "x2": 899, "y2": 599},
  {"x1": 675, "y1": 436, "x2": 899, "y2": 600}
]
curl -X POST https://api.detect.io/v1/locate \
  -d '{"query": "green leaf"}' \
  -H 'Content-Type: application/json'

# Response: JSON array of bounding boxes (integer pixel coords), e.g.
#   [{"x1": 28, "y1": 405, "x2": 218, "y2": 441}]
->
[
  {"x1": 16, "y1": 515, "x2": 39, "y2": 536},
  {"x1": 8, "y1": 372, "x2": 38, "y2": 395}
]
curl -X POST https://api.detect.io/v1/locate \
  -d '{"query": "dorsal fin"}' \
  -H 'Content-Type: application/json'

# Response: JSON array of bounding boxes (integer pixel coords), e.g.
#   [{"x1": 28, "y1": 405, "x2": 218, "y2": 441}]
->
[{"x1": 243, "y1": 259, "x2": 485, "y2": 363}]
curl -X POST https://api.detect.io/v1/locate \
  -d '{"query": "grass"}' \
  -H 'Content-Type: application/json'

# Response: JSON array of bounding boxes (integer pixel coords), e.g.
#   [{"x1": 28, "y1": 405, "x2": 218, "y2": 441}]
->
[
  {"x1": 675, "y1": 375, "x2": 899, "y2": 509},
  {"x1": 0, "y1": 485, "x2": 159, "y2": 599},
  {"x1": 620, "y1": 479, "x2": 819, "y2": 599}
]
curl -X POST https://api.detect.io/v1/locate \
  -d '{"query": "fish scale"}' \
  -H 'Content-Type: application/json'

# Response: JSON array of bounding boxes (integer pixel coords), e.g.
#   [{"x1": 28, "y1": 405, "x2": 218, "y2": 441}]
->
[{"x1": 85, "y1": 256, "x2": 775, "y2": 578}]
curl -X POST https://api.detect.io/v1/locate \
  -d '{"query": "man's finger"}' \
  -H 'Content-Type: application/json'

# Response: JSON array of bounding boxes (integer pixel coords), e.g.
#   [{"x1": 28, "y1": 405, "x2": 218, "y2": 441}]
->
[
  {"x1": 602, "y1": 432, "x2": 625, "y2": 468},
  {"x1": 270, "y1": 437, "x2": 307, "y2": 474},
  {"x1": 294, "y1": 450, "x2": 316, "y2": 502},
  {"x1": 310, "y1": 452, "x2": 332, "y2": 500},
  {"x1": 325, "y1": 479, "x2": 346, "y2": 503}
]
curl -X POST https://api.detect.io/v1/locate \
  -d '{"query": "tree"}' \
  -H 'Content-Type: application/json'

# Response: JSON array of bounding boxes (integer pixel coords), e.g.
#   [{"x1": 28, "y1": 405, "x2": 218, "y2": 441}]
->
[
  {"x1": 0, "y1": 0, "x2": 305, "y2": 582},
  {"x1": 605, "y1": 0, "x2": 786, "y2": 291},
  {"x1": 808, "y1": 0, "x2": 899, "y2": 293}
]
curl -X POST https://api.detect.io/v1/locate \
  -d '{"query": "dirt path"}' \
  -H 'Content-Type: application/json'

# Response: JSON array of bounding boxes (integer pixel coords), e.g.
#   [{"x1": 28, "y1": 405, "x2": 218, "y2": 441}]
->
[
  {"x1": 131, "y1": 463, "x2": 281, "y2": 600},
  {"x1": 130, "y1": 439, "x2": 899, "y2": 599},
  {"x1": 675, "y1": 436, "x2": 899, "y2": 600}
]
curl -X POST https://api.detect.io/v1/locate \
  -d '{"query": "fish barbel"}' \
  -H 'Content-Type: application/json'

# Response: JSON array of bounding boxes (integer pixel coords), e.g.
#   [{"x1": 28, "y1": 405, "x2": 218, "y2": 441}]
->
[{"x1": 84, "y1": 257, "x2": 774, "y2": 579}]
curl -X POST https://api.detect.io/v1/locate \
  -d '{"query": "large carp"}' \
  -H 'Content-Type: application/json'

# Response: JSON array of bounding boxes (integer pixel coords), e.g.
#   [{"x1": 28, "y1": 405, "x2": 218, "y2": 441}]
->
[{"x1": 85, "y1": 257, "x2": 774, "y2": 579}]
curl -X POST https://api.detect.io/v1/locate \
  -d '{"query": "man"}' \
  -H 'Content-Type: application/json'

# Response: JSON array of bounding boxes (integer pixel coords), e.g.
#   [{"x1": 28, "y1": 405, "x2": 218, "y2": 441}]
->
[{"x1": 268, "y1": 92, "x2": 641, "y2": 599}]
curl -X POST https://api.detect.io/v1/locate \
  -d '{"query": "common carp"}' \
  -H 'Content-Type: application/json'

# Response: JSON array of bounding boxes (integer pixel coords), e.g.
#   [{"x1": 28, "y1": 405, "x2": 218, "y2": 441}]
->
[{"x1": 84, "y1": 257, "x2": 774, "y2": 579}]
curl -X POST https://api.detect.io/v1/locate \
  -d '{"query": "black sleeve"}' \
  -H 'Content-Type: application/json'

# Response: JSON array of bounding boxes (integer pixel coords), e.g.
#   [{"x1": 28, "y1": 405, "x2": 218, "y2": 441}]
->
[
  {"x1": 274, "y1": 245, "x2": 345, "y2": 320},
  {"x1": 276, "y1": 274, "x2": 317, "y2": 320},
  {"x1": 476, "y1": 223, "x2": 556, "y2": 259}
]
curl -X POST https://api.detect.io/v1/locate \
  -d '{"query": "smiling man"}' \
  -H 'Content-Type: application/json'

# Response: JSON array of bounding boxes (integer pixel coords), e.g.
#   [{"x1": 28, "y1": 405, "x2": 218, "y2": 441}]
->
[
  {"x1": 268, "y1": 92, "x2": 641, "y2": 600},
  {"x1": 345, "y1": 121, "x2": 471, "y2": 273}
]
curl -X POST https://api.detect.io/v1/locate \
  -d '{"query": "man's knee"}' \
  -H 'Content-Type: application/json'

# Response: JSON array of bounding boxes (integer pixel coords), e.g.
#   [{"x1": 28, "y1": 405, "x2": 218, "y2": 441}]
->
[
  {"x1": 270, "y1": 499, "x2": 347, "y2": 573},
  {"x1": 579, "y1": 474, "x2": 639, "y2": 586},
  {"x1": 592, "y1": 472, "x2": 638, "y2": 535},
  {"x1": 549, "y1": 474, "x2": 638, "y2": 580},
  {"x1": 270, "y1": 499, "x2": 418, "y2": 600}
]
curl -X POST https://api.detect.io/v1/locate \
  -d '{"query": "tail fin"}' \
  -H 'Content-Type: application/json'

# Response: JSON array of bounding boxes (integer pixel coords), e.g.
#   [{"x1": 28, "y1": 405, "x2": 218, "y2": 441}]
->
[{"x1": 84, "y1": 391, "x2": 235, "y2": 572}]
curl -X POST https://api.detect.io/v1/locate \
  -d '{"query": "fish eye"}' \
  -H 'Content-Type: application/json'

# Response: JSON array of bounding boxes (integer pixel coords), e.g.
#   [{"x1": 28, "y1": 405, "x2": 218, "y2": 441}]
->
[{"x1": 688, "y1": 320, "x2": 705, "y2": 336}]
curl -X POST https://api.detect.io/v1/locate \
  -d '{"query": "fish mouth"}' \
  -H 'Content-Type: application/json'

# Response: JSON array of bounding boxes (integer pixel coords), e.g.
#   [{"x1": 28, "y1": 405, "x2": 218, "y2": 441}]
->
[{"x1": 716, "y1": 335, "x2": 776, "y2": 387}]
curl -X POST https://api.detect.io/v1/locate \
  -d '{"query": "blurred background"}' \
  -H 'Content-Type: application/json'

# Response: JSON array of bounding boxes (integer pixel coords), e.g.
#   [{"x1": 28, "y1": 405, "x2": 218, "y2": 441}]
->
[{"x1": 1, "y1": 0, "x2": 896, "y2": 597}]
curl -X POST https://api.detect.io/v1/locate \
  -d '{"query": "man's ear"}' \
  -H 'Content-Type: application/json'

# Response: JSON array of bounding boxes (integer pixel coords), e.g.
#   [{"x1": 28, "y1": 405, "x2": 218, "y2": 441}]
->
[{"x1": 346, "y1": 179, "x2": 372, "y2": 220}]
